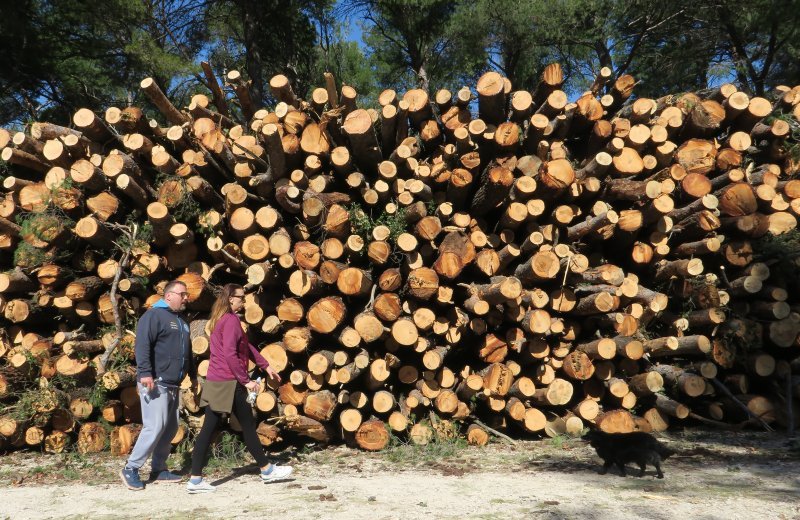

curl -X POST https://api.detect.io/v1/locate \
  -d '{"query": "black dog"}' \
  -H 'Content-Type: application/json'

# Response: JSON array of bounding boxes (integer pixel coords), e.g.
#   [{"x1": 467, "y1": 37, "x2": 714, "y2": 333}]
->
[{"x1": 583, "y1": 430, "x2": 674, "y2": 479}]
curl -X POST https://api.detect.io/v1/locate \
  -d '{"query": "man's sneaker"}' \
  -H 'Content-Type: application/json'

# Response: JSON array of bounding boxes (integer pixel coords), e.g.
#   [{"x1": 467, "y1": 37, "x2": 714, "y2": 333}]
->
[
  {"x1": 260, "y1": 464, "x2": 293, "y2": 483},
  {"x1": 149, "y1": 470, "x2": 182, "y2": 482},
  {"x1": 186, "y1": 478, "x2": 216, "y2": 494},
  {"x1": 120, "y1": 467, "x2": 144, "y2": 491}
]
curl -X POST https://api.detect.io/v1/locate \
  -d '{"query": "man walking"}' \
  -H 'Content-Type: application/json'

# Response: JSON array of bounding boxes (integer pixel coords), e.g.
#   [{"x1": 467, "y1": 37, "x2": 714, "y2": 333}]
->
[{"x1": 120, "y1": 280, "x2": 194, "y2": 490}]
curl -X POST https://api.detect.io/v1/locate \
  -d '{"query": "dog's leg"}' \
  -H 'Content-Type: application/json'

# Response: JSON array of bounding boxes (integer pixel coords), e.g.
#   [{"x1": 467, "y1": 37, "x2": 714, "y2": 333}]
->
[
  {"x1": 599, "y1": 460, "x2": 613, "y2": 475},
  {"x1": 638, "y1": 462, "x2": 646, "y2": 477},
  {"x1": 615, "y1": 461, "x2": 626, "y2": 477},
  {"x1": 654, "y1": 461, "x2": 664, "y2": 479}
]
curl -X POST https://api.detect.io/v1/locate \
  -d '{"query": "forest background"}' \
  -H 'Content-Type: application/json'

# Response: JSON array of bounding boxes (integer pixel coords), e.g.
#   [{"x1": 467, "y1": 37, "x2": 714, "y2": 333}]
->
[{"x1": 0, "y1": 0, "x2": 798, "y2": 128}]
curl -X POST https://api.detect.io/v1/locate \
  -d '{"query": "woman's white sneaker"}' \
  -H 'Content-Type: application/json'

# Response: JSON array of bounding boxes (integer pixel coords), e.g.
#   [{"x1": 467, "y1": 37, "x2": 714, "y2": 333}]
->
[
  {"x1": 261, "y1": 465, "x2": 293, "y2": 482},
  {"x1": 186, "y1": 479, "x2": 216, "y2": 493}
]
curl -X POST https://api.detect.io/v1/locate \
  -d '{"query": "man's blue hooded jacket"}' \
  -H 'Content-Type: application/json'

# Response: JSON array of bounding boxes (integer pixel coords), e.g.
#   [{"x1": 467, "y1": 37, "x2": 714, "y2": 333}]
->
[{"x1": 134, "y1": 299, "x2": 194, "y2": 386}]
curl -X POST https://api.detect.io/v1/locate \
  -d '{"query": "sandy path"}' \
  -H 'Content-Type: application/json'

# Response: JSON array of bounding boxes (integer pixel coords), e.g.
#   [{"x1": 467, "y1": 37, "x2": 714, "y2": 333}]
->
[{"x1": 4, "y1": 447, "x2": 800, "y2": 520}]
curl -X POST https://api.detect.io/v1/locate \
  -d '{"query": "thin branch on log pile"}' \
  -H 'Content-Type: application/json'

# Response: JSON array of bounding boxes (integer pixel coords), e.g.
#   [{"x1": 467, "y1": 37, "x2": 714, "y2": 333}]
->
[
  {"x1": 221, "y1": 248, "x2": 248, "y2": 270},
  {"x1": 718, "y1": 266, "x2": 732, "y2": 288},
  {"x1": 229, "y1": 139, "x2": 270, "y2": 170},
  {"x1": 710, "y1": 378, "x2": 774, "y2": 432},
  {"x1": 687, "y1": 412, "x2": 742, "y2": 430},
  {"x1": 206, "y1": 262, "x2": 227, "y2": 281},
  {"x1": 99, "y1": 223, "x2": 137, "y2": 370},
  {"x1": 363, "y1": 284, "x2": 378, "y2": 313},
  {"x1": 249, "y1": 168, "x2": 274, "y2": 187},
  {"x1": 469, "y1": 417, "x2": 517, "y2": 446},
  {"x1": 194, "y1": 140, "x2": 235, "y2": 181}
]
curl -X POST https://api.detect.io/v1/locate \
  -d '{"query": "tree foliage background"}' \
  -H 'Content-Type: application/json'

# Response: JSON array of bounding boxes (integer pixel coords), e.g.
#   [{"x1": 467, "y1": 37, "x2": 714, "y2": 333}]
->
[{"x1": 0, "y1": 0, "x2": 798, "y2": 127}]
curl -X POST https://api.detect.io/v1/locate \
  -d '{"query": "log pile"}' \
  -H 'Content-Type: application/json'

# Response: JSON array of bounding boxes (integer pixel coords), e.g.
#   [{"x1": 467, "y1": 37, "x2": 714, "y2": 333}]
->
[{"x1": 1, "y1": 65, "x2": 800, "y2": 454}]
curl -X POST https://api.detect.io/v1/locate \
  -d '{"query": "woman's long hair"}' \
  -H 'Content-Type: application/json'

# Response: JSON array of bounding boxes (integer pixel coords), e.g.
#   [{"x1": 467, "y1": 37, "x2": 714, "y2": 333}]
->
[{"x1": 208, "y1": 283, "x2": 243, "y2": 332}]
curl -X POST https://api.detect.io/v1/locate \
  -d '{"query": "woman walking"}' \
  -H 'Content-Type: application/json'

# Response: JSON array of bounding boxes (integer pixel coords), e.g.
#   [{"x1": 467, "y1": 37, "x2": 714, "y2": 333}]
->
[{"x1": 187, "y1": 284, "x2": 293, "y2": 493}]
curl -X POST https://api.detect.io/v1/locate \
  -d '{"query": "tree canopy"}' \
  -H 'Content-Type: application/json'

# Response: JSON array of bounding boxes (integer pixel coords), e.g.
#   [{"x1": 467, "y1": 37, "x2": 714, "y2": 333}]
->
[{"x1": 0, "y1": 0, "x2": 797, "y2": 127}]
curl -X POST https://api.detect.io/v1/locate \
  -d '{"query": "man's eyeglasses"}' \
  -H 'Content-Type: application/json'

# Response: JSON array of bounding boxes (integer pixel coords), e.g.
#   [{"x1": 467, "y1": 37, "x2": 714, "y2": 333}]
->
[
  {"x1": 231, "y1": 294, "x2": 245, "y2": 300},
  {"x1": 169, "y1": 291, "x2": 189, "y2": 298}
]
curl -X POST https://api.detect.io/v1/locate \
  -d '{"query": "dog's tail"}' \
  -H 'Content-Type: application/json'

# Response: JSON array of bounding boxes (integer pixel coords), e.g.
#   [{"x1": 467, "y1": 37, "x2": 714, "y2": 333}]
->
[{"x1": 657, "y1": 444, "x2": 675, "y2": 459}]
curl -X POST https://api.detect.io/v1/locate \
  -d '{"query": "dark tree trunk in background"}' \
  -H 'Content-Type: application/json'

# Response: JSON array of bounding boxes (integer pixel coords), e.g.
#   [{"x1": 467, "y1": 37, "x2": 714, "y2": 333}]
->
[{"x1": 236, "y1": 0, "x2": 266, "y2": 106}]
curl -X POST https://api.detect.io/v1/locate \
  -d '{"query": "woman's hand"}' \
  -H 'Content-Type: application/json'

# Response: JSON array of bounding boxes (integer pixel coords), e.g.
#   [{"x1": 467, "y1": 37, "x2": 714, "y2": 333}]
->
[
  {"x1": 266, "y1": 365, "x2": 282, "y2": 383},
  {"x1": 245, "y1": 380, "x2": 260, "y2": 393}
]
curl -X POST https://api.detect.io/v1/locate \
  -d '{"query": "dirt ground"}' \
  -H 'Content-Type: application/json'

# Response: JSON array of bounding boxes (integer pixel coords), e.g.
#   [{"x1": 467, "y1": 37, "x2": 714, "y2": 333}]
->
[{"x1": 2, "y1": 429, "x2": 800, "y2": 520}]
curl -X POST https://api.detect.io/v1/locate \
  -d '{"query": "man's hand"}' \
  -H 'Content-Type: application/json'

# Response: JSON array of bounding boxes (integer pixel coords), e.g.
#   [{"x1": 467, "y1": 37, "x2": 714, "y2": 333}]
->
[
  {"x1": 266, "y1": 365, "x2": 281, "y2": 383},
  {"x1": 140, "y1": 376, "x2": 154, "y2": 391},
  {"x1": 245, "y1": 380, "x2": 260, "y2": 393}
]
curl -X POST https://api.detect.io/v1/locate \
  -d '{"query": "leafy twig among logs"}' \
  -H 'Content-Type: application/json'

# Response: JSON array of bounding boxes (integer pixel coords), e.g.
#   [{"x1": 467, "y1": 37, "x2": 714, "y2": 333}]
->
[{"x1": 1, "y1": 68, "x2": 799, "y2": 455}]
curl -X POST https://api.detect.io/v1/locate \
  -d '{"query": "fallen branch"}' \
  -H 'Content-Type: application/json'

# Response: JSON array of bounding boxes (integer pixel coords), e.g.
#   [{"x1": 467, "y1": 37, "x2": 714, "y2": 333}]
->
[
  {"x1": 710, "y1": 378, "x2": 774, "y2": 432},
  {"x1": 470, "y1": 417, "x2": 518, "y2": 446},
  {"x1": 99, "y1": 223, "x2": 137, "y2": 370},
  {"x1": 688, "y1": 412, "x2": 742, "y2": 430}
]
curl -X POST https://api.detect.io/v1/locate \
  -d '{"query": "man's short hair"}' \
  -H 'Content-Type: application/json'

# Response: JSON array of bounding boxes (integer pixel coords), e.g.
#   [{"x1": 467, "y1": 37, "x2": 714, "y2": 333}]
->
[{"x1": 163, "y1": 280, "x2": 187, "y2": 296}]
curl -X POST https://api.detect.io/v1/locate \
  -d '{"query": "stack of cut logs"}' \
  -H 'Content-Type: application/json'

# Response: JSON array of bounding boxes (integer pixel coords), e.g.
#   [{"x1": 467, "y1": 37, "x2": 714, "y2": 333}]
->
[{"x1": 1, "y1": 63, "x2": 800, "y2": 456}]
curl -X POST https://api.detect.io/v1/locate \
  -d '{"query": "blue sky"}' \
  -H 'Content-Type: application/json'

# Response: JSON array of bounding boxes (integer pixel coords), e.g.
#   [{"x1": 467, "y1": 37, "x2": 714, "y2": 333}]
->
[{"x1": 335, "y1": 1, "x2": 368, "y2": 50}]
